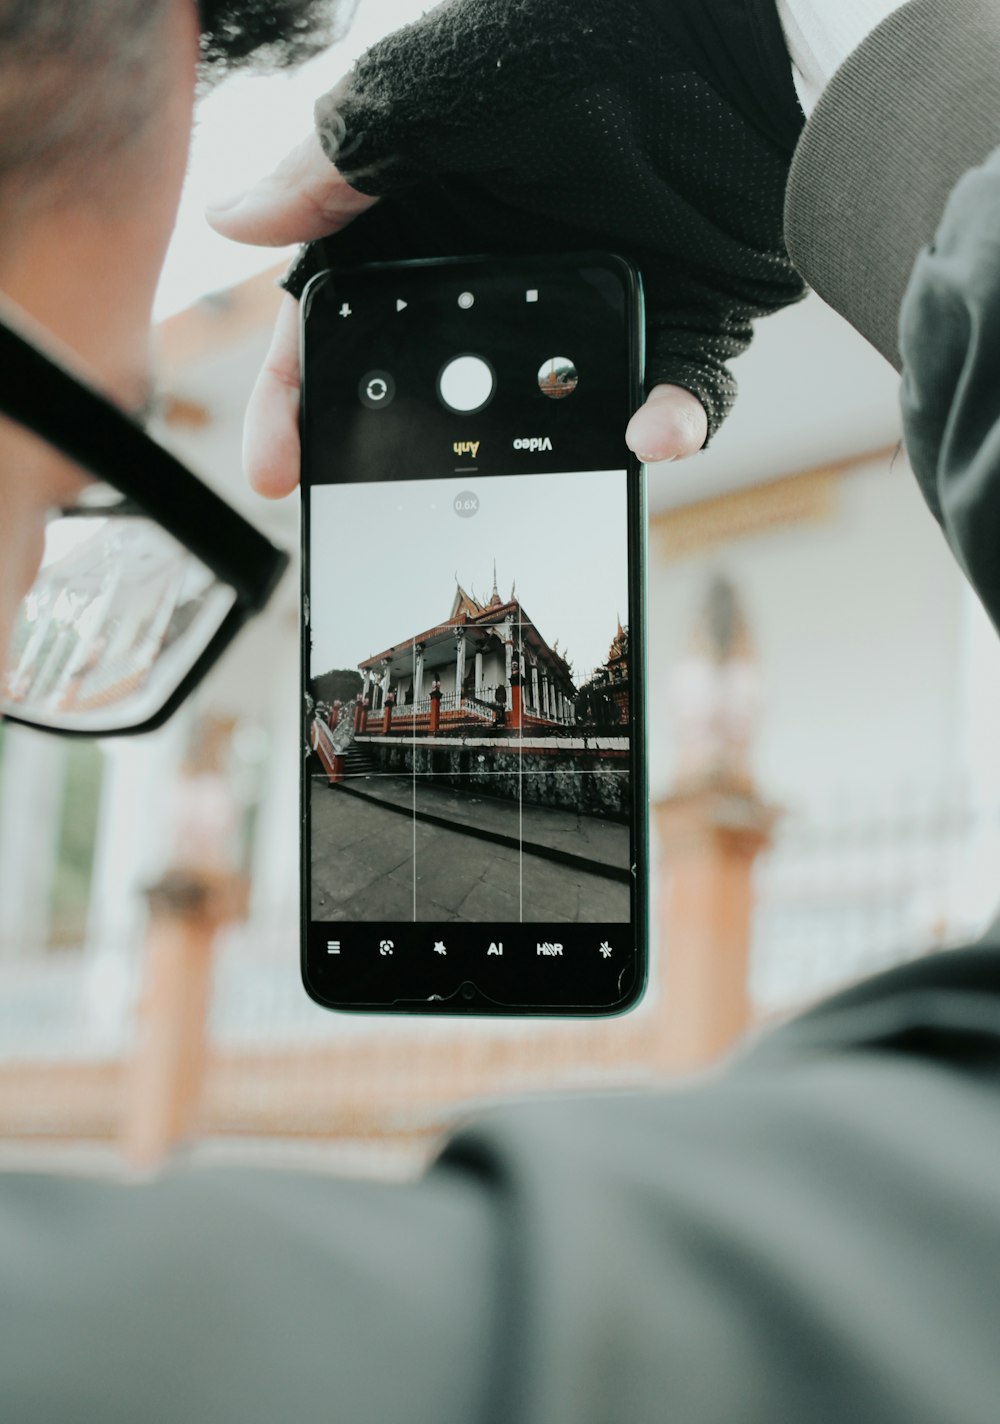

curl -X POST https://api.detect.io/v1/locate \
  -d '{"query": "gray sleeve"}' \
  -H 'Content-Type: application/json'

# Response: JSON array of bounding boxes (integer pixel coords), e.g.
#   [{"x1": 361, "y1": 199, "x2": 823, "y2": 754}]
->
[
  {"x1": 441, "y1": 1053, "x2": 1000, "y2": 1424},
  {"x1": 0, "y1": 1160, "x2": 498, "y2": 1424}
]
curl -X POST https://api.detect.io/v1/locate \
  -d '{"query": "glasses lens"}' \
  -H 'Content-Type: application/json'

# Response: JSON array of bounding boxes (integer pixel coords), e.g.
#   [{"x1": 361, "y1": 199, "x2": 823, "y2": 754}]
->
[{"x1": 2, "y1": 506, "x2": 237, "y2": 732}]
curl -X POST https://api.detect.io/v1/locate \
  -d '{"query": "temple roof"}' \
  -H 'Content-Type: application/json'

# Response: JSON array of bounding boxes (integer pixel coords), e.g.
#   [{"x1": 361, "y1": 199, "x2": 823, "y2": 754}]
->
[
  {"x1": 449, "y1": 583, "x2": 484, "y2": 621},
  {"x1": 358, "y1": 576, "x2": 574, "y2": 682},
  {"x1": 608, "y1": 617, "x2": 629, "y2": 661}
]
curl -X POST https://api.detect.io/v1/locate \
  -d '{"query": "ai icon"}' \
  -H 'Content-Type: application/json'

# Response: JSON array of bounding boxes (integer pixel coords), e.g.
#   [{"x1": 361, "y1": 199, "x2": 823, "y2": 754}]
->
[{"x1": 487, "y1": 942, "x2": 503, "y2": 956}]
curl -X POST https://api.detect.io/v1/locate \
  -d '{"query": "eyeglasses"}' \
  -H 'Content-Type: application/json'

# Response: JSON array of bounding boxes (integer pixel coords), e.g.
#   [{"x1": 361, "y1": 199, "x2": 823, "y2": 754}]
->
[{"x1": 0, "y1": 303, "x2": 290, "y2": 737}]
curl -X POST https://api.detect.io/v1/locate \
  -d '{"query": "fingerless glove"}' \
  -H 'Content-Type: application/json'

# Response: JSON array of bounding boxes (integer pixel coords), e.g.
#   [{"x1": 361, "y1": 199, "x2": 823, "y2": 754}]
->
[{"x1": 283, "y1": 0, "x2": 806, "y2": 443}]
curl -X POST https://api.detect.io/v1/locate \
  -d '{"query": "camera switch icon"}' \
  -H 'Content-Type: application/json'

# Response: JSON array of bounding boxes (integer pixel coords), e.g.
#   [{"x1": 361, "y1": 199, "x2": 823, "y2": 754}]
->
[{"x1": 359, "y1": 370, "x2": 396, "y2": 410}]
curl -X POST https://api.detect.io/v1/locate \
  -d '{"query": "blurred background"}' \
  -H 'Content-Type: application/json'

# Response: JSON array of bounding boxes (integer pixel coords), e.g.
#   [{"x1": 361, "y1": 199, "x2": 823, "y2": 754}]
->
[{"x1": 3, "y1": 0, "x2": 1000, "y2": 1178}]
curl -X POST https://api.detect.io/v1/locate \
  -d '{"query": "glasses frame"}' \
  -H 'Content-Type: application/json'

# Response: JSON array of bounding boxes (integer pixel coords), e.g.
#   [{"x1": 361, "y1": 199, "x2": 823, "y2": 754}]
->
[{"x1": 0, "y1": 311, "x2": 290, "y2": 738}]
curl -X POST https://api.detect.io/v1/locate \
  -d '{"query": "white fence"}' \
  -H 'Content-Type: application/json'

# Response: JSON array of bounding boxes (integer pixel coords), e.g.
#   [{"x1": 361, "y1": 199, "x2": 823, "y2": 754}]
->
[{"x1": 750, "y1": 782, "x2": 1000, "y2": 1015}]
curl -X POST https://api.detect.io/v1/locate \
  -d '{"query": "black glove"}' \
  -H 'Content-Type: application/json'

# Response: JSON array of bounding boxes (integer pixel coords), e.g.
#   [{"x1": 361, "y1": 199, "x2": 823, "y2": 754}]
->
[{"x1": 282, "y1": 0, "x2": 806, "y2": 444}]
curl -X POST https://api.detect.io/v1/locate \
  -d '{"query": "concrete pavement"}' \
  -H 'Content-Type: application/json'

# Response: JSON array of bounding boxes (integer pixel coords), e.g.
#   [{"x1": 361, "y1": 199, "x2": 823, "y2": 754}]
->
[{"x1": 310, "y1": 775, "x2": 631, "y2": 923}]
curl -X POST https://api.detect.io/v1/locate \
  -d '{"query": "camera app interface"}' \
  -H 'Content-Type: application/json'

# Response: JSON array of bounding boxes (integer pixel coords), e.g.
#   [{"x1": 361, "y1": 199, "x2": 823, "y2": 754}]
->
[{"x1": 308, "y1": 467, "x2": 631, "y2": 928}]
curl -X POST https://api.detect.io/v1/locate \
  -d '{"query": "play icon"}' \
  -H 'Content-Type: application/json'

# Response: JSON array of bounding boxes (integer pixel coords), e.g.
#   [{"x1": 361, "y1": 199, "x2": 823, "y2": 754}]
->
[{"x1": 396, "y1": 298, "x2": 407, "y2": 312}]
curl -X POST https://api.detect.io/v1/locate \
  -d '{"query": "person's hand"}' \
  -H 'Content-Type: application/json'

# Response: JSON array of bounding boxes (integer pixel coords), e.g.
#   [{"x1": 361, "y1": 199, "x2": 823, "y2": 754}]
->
[
  {"x1": 208, "y1": 0, "x2": 804, "y2": 498},
  {"x1": 208, "y1": 134, "x2": 708, "y2": 499},
  {"x1": 208, "y1": 132, "x2": 378, "y2": 498}
]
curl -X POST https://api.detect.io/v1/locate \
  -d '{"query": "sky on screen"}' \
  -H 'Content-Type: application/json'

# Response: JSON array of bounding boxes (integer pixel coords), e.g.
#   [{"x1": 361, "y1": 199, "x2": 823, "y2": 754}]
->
[{"x1": 310, "y1": 470, "x2": 630, "y2": 682}]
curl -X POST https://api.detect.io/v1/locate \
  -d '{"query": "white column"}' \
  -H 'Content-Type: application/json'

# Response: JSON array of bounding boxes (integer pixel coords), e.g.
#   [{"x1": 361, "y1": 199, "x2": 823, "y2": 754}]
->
[
  {"x1": 381, "y1": 666, "x2": 391, "y2": 704},
  {"x1": 952, "y1": 583, "x2": 1000, "y2": 935},
  {"x1": 249, "y1": 634, "x2": 300, "y2": 933},
  {"x1": 414, "y1": 650, "x2": 425, "y2": 703},
  {"x1": 0, "y1": 727, "x2": 66, "y2": 957},
  {"x1": 542, "y1": 677, "x2": 550, "y2": 720},
  {"x1": 505, "y1": 617, "x2": 514, "y2": 683},
  {"x1": 957, "y1": 584, "x2": 1000, "y2": 793},
  {"x1": 475, "y1": 650, "x2": 484, "y2": 697},
  {"x1": 531, "y1": 665, "x2": 540, "y2": 713},
  {"x1": 455, "y1": 637, "x2": 467, "y2": 699},
  {"x1": 85, "y1": 716, "x2": 187, "y2": 957}
]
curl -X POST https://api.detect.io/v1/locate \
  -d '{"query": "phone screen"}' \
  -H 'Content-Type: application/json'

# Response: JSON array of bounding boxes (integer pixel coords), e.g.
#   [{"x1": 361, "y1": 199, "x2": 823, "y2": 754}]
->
[{"x1": 301, "y1": 255, "x2": 646, "y2": 1014}]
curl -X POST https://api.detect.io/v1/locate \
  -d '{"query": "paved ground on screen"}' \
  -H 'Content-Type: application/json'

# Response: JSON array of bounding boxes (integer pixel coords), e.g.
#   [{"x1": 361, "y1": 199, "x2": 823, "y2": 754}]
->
[{"x1": 310, "y1": 775, "x2": 630, "y2": 922}]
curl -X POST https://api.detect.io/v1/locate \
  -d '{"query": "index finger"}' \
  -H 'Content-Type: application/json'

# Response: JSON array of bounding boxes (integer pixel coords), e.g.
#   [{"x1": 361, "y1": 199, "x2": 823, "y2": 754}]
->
[
  {"x1": 207, "y1": 131, "x2": 377, "y2": 248},
  {"x1": 243, "y1": 292, "x2": 301, "y2": 499}
]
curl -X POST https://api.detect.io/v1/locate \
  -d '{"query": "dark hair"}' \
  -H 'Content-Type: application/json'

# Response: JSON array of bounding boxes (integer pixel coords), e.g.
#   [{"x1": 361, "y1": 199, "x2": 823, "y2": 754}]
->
[
  {"x1": 0, "y1": 1, "x2": 353, "y2": 220},
  {"x1": 199, "y1": 0, "x2": 356, "y2": 74}
]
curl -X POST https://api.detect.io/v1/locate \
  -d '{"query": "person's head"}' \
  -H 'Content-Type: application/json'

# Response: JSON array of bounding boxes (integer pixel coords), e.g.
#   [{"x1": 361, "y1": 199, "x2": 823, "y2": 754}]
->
[{"x1": 0, "y1": 0, "x2": 347, "y2": 653}]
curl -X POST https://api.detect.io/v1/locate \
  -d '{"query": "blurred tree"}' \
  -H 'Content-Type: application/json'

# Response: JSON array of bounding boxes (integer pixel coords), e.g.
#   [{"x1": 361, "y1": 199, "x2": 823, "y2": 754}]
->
[
  {"x1": 49, "y1": 742, "x2": 104, "y2": 948},
  {"x1": 313, "y1": 667, "x2": 363, "y2": 705}
]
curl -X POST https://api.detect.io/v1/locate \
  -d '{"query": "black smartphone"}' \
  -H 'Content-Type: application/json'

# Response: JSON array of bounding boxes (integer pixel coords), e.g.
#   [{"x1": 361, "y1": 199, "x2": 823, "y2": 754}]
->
[{"x1": 300, "y1": 253, "x2": 647, "y2": 1015}]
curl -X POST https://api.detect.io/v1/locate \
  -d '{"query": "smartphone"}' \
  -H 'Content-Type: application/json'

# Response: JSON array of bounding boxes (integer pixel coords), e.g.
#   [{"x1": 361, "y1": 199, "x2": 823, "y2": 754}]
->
[{"x1": 300, "y1": 253, "x2": 647, "y2": 1015}]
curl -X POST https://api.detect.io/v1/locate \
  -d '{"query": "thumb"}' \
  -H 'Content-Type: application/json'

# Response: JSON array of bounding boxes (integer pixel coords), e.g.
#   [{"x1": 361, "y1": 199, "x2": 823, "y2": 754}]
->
[
  {"x1": 625, "y1": 383, "x2": 708, "y2": 463},
  {"x1": 205, "y1": 130, "x2": 378, "y2": 247}
]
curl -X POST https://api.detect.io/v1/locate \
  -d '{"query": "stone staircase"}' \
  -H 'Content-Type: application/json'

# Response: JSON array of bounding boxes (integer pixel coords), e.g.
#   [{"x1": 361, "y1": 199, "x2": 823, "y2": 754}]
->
[{"x1": 343, "y1": 744, "x2": 379, "y2": 780}]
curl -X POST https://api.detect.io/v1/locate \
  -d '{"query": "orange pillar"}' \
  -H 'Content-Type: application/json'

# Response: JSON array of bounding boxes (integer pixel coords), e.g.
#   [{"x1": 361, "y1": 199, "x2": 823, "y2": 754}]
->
[
  {"x1": 122, "y1": 870, "x2": 246, "y2": 1169},
  {"x1": 383, "y1": 691, "x2": 395, "y2": 735},
  {"x1": 327, "y1": 699, "x2": 341, "y2": 731},
  {"x1": 359, "y1": 698, "x2": 369, "y2": 734},
  {"x1": 653, "y1": 781, "x2": 779, "y2": 1073},
  {"x1": 429, "y1": 684, "x2": 442, "y2": 735},
  {"x1": 510, "y1": 658, "x2": 523, "y2": 731},
  {"x1": 510, "y1": 681, "x2": 523, "y2": 730}
]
